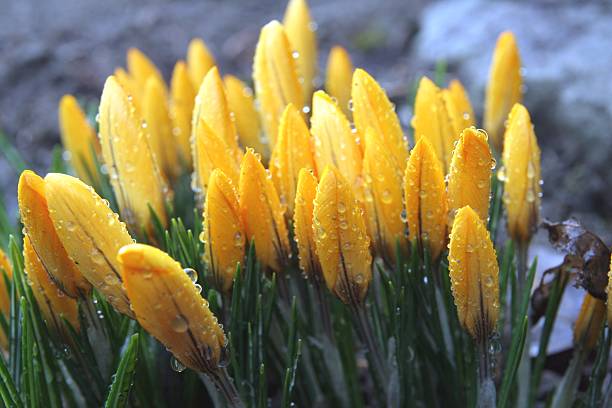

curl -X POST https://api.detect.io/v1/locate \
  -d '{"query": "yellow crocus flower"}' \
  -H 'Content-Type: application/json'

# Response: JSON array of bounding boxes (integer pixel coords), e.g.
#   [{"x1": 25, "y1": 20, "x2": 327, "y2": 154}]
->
[
  {"x1": 170, "y1": 60, "x2": 196, "y2": 169},
  {"x1": 98, "y1": 75, "x2": 168, "y2": 236},
  {"x1": 313, "y1": 165, "x2": 372, "y2": 305},
  {"x1": 187, "y1": 38, "x2": 216, "y2": 90},
  {"x1": 574, "y1": 293, "x2": 606, "y2": 351},
  {"x1": 325, "y1": 46, "x2": 353, "y2": 117},
  {"x1": 253, "y1": 20, "x2": 303, "y2": 148},
  {"x1": 223, "y1": 75, "x2": 268, "y2": 158},
  {"x1": 127, "y1": 48, "x2": 166, "y2": 95},
  {"x1": 143, "y1": 75, "x2": 179, "y2": 180},
  {"x1": 23, "y1": 236, "x2": 80, "y2": 339},
  {"x1": 283, "y1": 0, "x2": 317, "y2": 103},
  {"x1": 44, "y1": 173, "x2": 135, "y2": 318},
  {"x1": 403, "y1": 139, "x2": 448, "y2": 260},
  {"x1": 270, "y1": 103, "x2": 316, "y2": 216},
  {"x1": 114, "y1": 67, "x2": 141, "y2": 111},
  {"x1": 484, "y1": 31, "x2": 522, "y2": 152},
  {"x1": 502, "y1": 103, "x2": 541, "y2": 243},
  {"x1": 447, "y1": 79, "x2": 475, "y2": 132},
  {"x1": 310, "y1": 90, "x2": 362, "y2": 192},
  {"x1": 411, "y1": 76, "x2": 456, "y2": 174},
  {"x1": 0, "y1": 248, "x2": 13, "y2": 349},
  {"x1": 447, "y1": 128, "x2": 492, "y2": 226},
  {"x1": 191, "y1": 67, "x2": 242, "y2": 164},
  {"x1": 363, "y1": 128, "x2": 406, "y2": 264},
  {"x1": 58, "y1": 95, "x2": 101, "y2": 186},
  {"x1": 448, "y1": 206, "x2": 500, "y2": 341},
  {"x1": 238, "y1": 149, "x2": 290, "y2": 273},
  {"x1": 352, "y1": 69, "x2": 408, "y2": 166},
  {"x1": 202, "y1": 169, "x2": 245, "y2": 293},
  {"x1": 293, "y1": 168, "x2": 321, "y2": 280},
  {"x1": 18, "y1": 170, "x2": 91, "y2": 298},
  {"x1": 118, "y1": 243, "x2": 226, "y2": 371},
  {"x1": 192, "y1": 119, "x2": 241, "y2": 205}
]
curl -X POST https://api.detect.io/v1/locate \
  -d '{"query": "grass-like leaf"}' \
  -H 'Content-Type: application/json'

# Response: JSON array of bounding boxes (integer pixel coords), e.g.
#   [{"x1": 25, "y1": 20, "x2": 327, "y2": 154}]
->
[{"x1": 104, "y1": 333, "x2": 140, "y2": 408}]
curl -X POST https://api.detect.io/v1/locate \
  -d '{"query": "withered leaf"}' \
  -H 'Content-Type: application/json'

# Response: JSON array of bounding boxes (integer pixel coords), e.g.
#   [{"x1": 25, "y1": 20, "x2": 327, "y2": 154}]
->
[{"x1": 530, "y1": 261, "x2": 571, "y2": 324}]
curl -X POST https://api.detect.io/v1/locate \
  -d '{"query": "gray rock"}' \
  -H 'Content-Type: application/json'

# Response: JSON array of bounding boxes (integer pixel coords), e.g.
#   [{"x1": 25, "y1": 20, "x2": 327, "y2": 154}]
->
[{"x1": 416, "y1": 0, "x2": 612, "y2": 242}]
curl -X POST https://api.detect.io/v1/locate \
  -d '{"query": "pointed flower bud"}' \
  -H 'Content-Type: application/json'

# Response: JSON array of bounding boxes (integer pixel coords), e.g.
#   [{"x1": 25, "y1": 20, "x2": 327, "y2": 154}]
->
[
  {"x1": 24, "y1": 236, "x2": 80, "y2": 339},
  {"x1": 114, "y1": 67, "x2": 140, "y2": 108},
  {"x1": 202, "y1": 170, "x2": 245, "y2": 293},
  {"x1": 143, "y1": 75, "x2": 179, "y2": 180},
  {"x1": 313, "y1": 166, "x2": 372, "y2": 305},
  {"x1": 283, "y1": 0, "x2": 317, "y2": 103},
  {"x1": 239, "y1": 149, "x2": 290, "y2": 272},
  {"x1": 253, "y1": 20, "x2": 303, "y2": 148},
  {"x1": 170, "y1": 61, "x2": 196, "y2": 169},
  {"x1": 502, "y1": 103, "x2": 541, "y2": 243},
  {"x1": 0, "y1": 248, "x2": 13, "y2": 349},
  {"x1": 447, "y1": 128, "x2": 492, "y2": 226},
  {"x1": 411, "y1": 76, "x2": 456, "y2": 174},
  {"x1": 352, "y1": 69, "x2": 408, "y2": 167},
  {"x1": 403, "y1": 139, "x2": 448, "y2": 260},
  {"x1": 574, "y1": 293, "x2": 605, "y2": 351},
  {"x1": 44, "y1": 173, "x2": 134, "y2": 318},
  {"x1": 446, "y1": 79, "x2": 475, "y2": 133},
  {"x1": 118, "y1": 243, "x2": 226, "y2": 371},
  {"x1": 58, "y1": 95, "x2": 101, "y2": 186},
  {"x1": 187, "y1": 38, "x2": 216, "y2": 90},
  {"x1": 270, "y1": 104, "x2": 316, "y2": 216},
  {"x1": 448, "y1": 206, "x2": 500, "y2": 342},
  {"x1": 18, "y1": 170, "x2": 91, "y2": 298},
  {"x1": 363, "y1": 128, "x2": 406, "y2": 264},
  {"x1": 224, "y1": 75, "x2": 268, "y2": 157},
  {"x1": 325, "y1": 46, "x2": 353, "y2": 117},
  {"x1": 310, "y1": 90, "x2": 362, "y2": 192},
  {"x1": 484, "y1": 31, "x2": 522, "y2": 152},
  {"x1": 127, "y1": 48, "x2": 166, "y2": 95},
  {"x1": 192, "y1": 67, "x2": 242, "y2": 164},
  {"x1": 193, "y1": 120, "x2": 241, "y2": 205},
  {"x1": 294, "y1": 169, "x2": 322, "y2": 280},
  {"x1": 98, "y1": 76, "x2": 168, "y2": 235}
]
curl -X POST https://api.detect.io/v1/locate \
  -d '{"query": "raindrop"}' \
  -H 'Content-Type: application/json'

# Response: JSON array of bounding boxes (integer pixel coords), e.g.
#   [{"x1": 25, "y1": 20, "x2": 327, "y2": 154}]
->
[
  {"x1": 171, "y1": 315, "x2": 189, "y2": 333},
  {"x1": 184, "y1": 268, "x2": 198, "y2": 283},
  {"x1": 170, "y1": 356, "x2": 186, "y2": 372}
]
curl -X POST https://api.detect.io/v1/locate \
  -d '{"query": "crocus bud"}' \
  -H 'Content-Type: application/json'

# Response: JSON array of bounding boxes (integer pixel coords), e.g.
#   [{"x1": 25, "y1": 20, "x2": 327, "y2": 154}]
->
[
  {"x1": 44, "y1": 173, "x2": 134, "y2": 318},
  {"x1": 293, "y1": 168, "x2": 322, "y2": 280},
  {"x1": 310, "y1": 90, "x2": 362, "y2": 192},
  {"x1": 18, "y1": 170, "x2": 91, "y2": 298},
  {"x1": 502, "y1": 103, "x2": 541, "y2": 243},
  {"x1": 325, "y1": 46, "x2": 353, "y2": 117},
  {"x1": 187, "y1": 38, "x2": 216, "y2": 90},
  {"x1": 484, "y1": 31, "x2": 522, "y2": 152},
  {"x1": 143, "y1": 74, "x2": 179, "y2": 181},
  {"x1": 448, "y1": 206, "x2": 500, "y2": 342},
  {"x1": 363, "y1": 128, "x2": 406, "y2": 264},
  {"x1": 270, "y1": 104, "x2": 316, "y2": 216},
  {"x1": 224, "y1": 75, "x2": 268, "y2": 158},
  {"x1": 403, "y1": 139, "x2": 448, "y2": 260},
  {"x1": 574, "y1": 293, "x2": 606, "y2": 351},
  {"x1": 0, "y1": 248, "x2": 13, "y2": 349},
  {"x1": 202, "y1": 170, "x2": 245, "y2": 293},
  {"x1": 352, "y1": 69, "x2": 408, "y2": 167},
  {"x1": 411, "y1": 76, "x2": 456, "y2": 174},
  {"x1": 192, "y1": 119, "x2": 241, "y2": 206},
  {"x1": 126, "y1": 48, "x2": 166, "y2": 95},
  {"x1": 283, "y1": 0, "x2": 317, "y2": 103},
  {"x1": 191, "y1": 67, "x2": 242, "y2": 164},
  {"x1": 24, "y1": 236, "x2": 80, "y2": 340},
  {"x1": 170, "y1": 61, "x2": 196, "y2": 169},
  {"x1": 98, "y1": 75, "x2": 168, "y2": 236},
  {"x1": 114, "y1": 68, "x2": 140, "y2": 109},
  {"x1": 58, "y1": 95, "x2": 101, "y2": 186},
  {"x1": 447, "y1": 128, "x2": 492, "y2": 226},
  {"x1": 239, "y1": 149, "x2": 290, "y2": 273},
  {"x1": 313, "y1": 166, "x2": 372, "y2": 305},
  {"x1": 118, "y1": 243, "x2": 226, "y2": 372},
  {"x1": 253, "y1": 21, "x2": 303, "y2": 148},
  {"x1": 446, "y1": 79, "x2": 475, "y2": 133}
]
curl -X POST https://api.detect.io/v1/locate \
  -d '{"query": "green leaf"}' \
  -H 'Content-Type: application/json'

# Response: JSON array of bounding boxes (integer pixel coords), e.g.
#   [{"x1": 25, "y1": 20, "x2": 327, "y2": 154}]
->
[{"x1": 104, "y1": 333, "x2": 140, "y2": 408}]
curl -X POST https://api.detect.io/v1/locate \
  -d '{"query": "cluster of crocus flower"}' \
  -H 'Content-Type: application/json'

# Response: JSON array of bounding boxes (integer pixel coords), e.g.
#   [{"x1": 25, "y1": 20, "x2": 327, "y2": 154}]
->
[{"x1": 3, "y1": 0, "x2": 610, "y2": 406}]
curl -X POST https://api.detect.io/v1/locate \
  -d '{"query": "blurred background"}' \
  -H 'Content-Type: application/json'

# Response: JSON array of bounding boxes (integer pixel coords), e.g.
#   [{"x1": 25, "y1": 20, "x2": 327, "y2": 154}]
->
[{"x1": 0, "y1": 0, "x2": 611, "y2": 386}]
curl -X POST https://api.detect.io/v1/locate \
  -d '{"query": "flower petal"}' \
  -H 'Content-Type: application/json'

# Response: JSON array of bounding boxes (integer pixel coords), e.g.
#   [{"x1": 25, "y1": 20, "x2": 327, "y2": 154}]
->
[
  {"x1": 170, "y1": 60, "x2": 196, "y2": 169},
  {"x1": 325, "y1": 46, "x2": 353, "y2": 117},
  {"x1": 187, "y1": 38, "x2": 216, "y2": 90}
]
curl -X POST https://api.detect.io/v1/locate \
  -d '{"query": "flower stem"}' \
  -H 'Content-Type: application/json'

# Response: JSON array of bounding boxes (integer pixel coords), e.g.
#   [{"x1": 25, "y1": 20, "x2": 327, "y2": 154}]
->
[
  {"x1": 313, "y1": 277, "x2": 334, "y2": 341},
  {"x1": 516, "y1": 241, "x2": 530, "y2": 408},
  {"x1": 352, "y1": 302, "x2": 387, "y2": 388},
  {"x1": 477, "y1": 336, "x2": 496, "y2": 408},
  {"x1": 207, "y1": 366, "x2": 245, "y2": 408}
]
